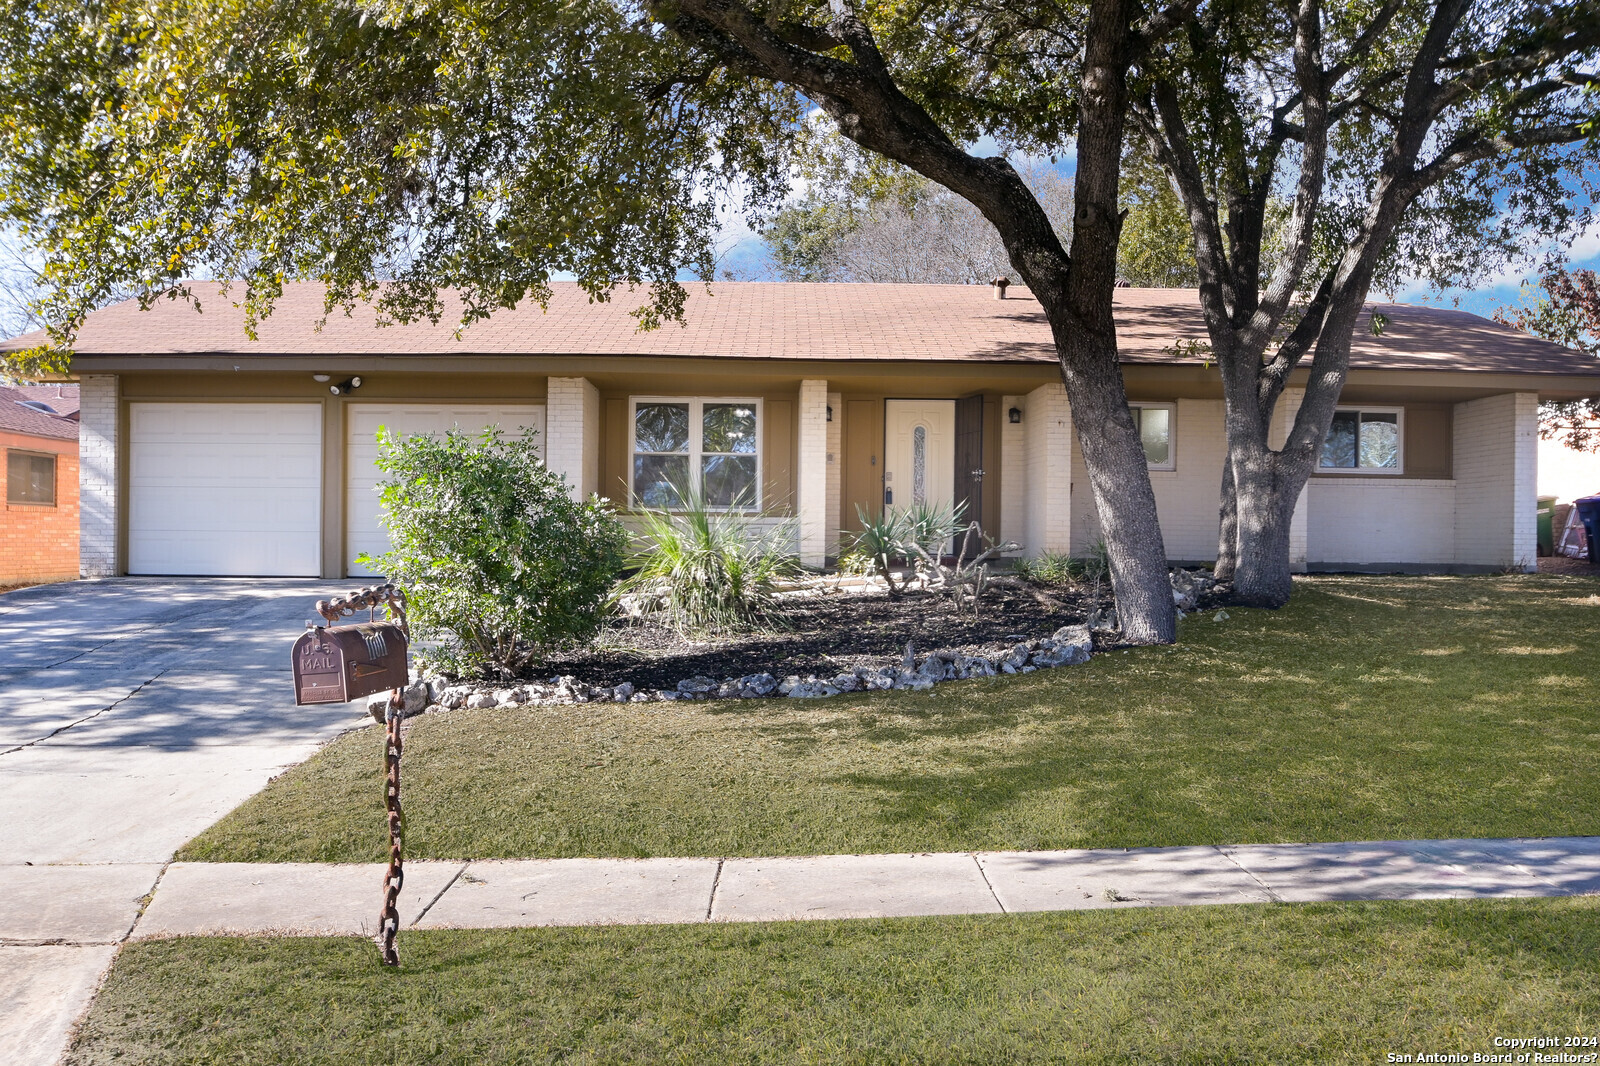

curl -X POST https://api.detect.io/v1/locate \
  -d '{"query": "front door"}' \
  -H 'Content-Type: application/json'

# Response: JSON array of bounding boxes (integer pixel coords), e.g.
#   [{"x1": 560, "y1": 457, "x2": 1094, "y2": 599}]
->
[{"x1": 883, "y1": 399, "x2": 956, "y2": 520}]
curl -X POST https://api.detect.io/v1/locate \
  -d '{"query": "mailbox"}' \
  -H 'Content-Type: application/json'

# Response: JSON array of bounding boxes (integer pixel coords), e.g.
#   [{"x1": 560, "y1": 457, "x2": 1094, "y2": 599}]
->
[{"x1": 292, "y1": 621, "x2": 410, "y2": 705}]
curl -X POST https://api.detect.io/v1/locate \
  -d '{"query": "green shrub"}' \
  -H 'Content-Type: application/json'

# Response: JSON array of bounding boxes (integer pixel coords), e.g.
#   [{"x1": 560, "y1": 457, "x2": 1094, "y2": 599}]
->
[
  {"x1": 620, "y1": 485, "x2": 798, "y2": 635},
  {"x1": 1013, "y1": 542, "x2": 1111, "y2": 589},
  {"x1": 357, "y1": 426, "x2": 627, "y2": 677}
]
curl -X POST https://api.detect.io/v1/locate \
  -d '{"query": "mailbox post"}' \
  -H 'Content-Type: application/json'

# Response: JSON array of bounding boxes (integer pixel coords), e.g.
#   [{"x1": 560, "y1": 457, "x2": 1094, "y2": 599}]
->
[{"x1": 292, "y1": 584, "x2": 410, "y2": 966}]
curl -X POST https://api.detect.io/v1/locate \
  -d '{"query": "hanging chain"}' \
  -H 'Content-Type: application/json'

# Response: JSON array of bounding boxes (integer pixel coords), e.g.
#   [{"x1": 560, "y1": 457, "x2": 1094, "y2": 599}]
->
[{"x1": 379, "y1": 688, "x2": 405, "y2": 966}]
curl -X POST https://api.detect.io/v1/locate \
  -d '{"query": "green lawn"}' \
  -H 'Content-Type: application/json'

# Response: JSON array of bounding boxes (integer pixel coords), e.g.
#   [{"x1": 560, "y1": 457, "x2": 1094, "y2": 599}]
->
[
  {"x1": 180, "y1": 574, "x2": 1600, "y2": 863},
  {"x1": 67, "y1": 898, "x2": 1600, "y2": 1065}
]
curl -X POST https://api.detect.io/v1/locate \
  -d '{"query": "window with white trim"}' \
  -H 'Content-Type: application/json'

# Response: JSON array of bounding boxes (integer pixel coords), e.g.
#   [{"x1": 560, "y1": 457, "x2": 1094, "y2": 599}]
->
[
  {"x1": 1320, "y1": 407, "x2": 1403, "y2": 473},
  {"x1": 1130, "y1": 404, "x2": 1175, "y2": 470},
  {"x1": 631, "y1": 398, "x2": 762, "y2": 509}
]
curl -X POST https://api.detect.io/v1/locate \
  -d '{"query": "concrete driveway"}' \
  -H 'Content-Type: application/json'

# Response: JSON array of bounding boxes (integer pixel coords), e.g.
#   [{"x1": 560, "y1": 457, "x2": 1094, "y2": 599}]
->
[{"x1": 0, "y1": 579, "x2": 373, "y2": 1066}]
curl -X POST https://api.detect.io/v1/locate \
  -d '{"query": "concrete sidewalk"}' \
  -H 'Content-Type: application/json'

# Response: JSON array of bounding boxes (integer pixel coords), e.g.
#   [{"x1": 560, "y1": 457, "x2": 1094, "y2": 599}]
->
[{"x1": 4, "y1": 837, "x2": 1595, "y2": 950}]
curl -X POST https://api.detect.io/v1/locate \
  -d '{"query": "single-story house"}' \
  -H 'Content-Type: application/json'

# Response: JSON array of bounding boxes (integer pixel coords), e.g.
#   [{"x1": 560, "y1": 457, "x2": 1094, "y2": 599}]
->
[
  {"x1": 0, "y1": 382, "x2": 80, "y2": 585},
  {"x1": 7, "y1": 281, "x2": 1599, "y2": 579}
]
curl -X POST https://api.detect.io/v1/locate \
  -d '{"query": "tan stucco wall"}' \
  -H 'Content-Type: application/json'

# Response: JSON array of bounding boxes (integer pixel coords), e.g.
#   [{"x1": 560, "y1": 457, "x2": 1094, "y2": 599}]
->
[{"x1": 90, "y1": 358, "x2": 1550, "y2": 576}]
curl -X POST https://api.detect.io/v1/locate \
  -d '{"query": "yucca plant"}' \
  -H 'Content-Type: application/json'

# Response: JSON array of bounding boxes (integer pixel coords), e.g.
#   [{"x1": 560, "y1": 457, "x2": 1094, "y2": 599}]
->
[
  {"x1": 619, "y1": 482, "x2": 799, "y2": 635},
  {"x1": 851, "y1": 504, "x2": 908, "y2": 597}
]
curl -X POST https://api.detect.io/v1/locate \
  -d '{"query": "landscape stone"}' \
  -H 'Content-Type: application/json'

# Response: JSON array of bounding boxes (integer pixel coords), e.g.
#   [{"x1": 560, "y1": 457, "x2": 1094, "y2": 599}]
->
[{"x1": 676, "y1": 676, "x2": 719, "y2": 696}]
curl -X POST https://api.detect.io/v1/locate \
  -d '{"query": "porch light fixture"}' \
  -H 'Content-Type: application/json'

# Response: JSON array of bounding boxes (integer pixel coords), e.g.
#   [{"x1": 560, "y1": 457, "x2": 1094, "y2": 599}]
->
[
  {"x1": 330, "y1": 376, "x2": 363, "y2": 396},
  {"x1": 826, "y1": 405, "x2": 833, "y2": 422},
  {"x1": 312, "y1": 374, "x2": 331, "y2": 382},
  {"x1": 1008, "y1": 406, "x2": 1022, "y2": 424}
]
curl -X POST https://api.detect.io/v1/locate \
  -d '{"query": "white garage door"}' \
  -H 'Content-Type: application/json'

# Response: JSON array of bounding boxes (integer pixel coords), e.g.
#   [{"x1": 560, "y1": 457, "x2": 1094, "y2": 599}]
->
[
  {"x1": 129, "y1": 403, "x2": 323, "y2": 576},
  {"x1": 346, "y1": 403, "x2": 545, "y2": 576}
]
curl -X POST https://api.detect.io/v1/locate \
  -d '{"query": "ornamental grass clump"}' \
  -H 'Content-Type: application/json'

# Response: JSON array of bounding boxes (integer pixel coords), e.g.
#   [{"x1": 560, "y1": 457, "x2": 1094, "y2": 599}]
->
[
  {"x1": 357, "y1": 426, "x2": 627, "y2": 677},
  {"x1": 620, "y1": 486, "x2": 798, "y2": 635}
]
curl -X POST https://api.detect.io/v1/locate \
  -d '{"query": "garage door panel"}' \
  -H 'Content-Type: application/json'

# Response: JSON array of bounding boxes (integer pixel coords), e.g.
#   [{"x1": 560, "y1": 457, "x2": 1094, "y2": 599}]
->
[
  {"x1": 346, "y1": 404, "x2": 544, "y2": 577},
  {"x1": 129, "y1": 403, "x2": 322, "y2": 576}
]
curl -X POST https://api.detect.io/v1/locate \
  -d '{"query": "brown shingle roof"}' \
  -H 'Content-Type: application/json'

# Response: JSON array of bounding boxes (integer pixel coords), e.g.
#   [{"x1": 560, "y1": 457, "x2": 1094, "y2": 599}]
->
[
  {"x1": 0, "y1": 384, "x2": 79, "y2": 440},
  {"x1": 6, "y1": 281, "x2": 1598, "y2": 376}
]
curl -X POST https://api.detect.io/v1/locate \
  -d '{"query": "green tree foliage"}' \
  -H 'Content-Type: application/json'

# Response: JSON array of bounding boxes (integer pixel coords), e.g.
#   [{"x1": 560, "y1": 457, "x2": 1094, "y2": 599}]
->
[
  {"x1": 1130, "y1": 0, "x2": 1600, "y2": 603},
  {"x1": 1116, "y1": 151, "x2": 1199, "y2": 287},
  {"x1": 0, "y1": 0, "x2": 1193, "y2": 643},
  {"x1": 1498, "y1": 267, "x2": 1600, "y2": 450},
  {"x1": 0, "y1": 0, "x2": 805, "y2": 375},
  {"x1": 358, "y1": 427, "x2": 627, "y2": 676}
]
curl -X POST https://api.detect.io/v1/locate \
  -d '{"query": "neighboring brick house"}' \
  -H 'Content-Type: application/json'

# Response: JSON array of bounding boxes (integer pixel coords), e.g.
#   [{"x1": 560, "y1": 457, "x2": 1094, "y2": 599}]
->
[
  {"x1": 0, "y1": 382, "x2": 79, "y2": 585},
  {"x1": 6, "y1": 282, "x2": 1600, "y2": 578}
]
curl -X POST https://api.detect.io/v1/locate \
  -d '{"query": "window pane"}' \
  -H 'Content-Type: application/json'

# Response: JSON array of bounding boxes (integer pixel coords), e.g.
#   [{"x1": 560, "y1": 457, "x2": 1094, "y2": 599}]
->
[
  {"x1": 634, "y1": 403, "x2": 689, "y2": 453},
  {"x1": 702, "y1": 455, "x2": 757, "y2": 508},
  {"x1": 7, "y1": 451, "x2": 55, "y2": 505},
  {"x1": 1359, "y1": 413, "x2": 1399, "y2": 469},
  {"x1": 1321, "y1": 411, "x2": 1359, "y2": 468},
  {"x1": 1137, "y1": 408, "x2": 1170, "y2": 466},
  {"x1": 702, "y1": 403, "x2": 757, "y2": 454},
  {"x1": 633, "y1": 454, "x2": 689, "y2": 509},
  {"x1": 912, "y1": 425, "x2": 927, "y2": 505}
]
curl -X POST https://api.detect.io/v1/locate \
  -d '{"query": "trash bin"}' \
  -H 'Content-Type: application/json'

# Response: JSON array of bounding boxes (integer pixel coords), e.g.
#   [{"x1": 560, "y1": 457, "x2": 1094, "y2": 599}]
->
[
  {"x1": 1537, "y1": 495, "x2": 1558, "y2": 556},
  {"x1": 1576, "y1": 496, "x2": 1600, "y2": 561}
]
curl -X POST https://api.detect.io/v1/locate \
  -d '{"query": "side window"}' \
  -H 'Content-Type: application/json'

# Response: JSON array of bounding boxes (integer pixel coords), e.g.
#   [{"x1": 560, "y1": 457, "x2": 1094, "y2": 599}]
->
[
  {"x1": 6, "y1": 450, "x2": 57, "y2": 506},
  {"x1": 1129, "y1": 405, "x2": 1175, "y2": 470},
  {"x1": 1320, "y1": 409, "x2": 1402, "y2": 472}
]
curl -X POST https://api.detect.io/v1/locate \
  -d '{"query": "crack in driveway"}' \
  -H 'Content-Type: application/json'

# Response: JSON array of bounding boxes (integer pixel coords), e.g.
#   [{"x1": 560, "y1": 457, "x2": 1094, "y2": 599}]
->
[{"x1": 0, "y1": 671, "x2": 168, "y2": 757}]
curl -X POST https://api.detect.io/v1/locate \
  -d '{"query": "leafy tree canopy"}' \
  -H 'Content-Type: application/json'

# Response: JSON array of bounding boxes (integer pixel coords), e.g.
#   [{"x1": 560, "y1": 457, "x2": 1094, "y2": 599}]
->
[
  {"x1": 1498, "y1": 267, "x2": 1600, "y2": 449},
  {"x1": 0, "y1": 0, "x2": 812, "y2": 372}
]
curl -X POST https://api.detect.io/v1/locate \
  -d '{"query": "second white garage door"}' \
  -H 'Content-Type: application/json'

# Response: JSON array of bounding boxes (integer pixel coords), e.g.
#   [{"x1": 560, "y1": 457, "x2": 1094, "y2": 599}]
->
[
  {"x1": 346, "y1": 403, "x2": 546, "y2": 576},
  {"x1": 129, "y1": 402, "x2": 323, "y2": 576}
]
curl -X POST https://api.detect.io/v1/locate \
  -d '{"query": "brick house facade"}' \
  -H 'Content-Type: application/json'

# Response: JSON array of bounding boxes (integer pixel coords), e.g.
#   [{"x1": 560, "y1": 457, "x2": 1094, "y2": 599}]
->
[{"x1": 0, "y1": 383, "x2": 79, "y2": 585}]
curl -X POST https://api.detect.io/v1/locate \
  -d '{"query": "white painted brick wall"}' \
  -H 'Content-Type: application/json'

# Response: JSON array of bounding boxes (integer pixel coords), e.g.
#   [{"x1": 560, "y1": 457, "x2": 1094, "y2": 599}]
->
[
  {"x1": 546, "y1": 376, "x2": 598, "y2": 501},
  {"x1": 1453, "y1": 391, "x2": 1538, "y2": 570},
  {"x1": 1023, "y1": 382, "x2": 1072, "y2": 556},
  {"x1": 1306, "y1": 478, "x2": 1457, "y2": 566},
  {"x1": 78, "y1": 374, "x2": 120, "y2": 577},
  {"x1": 826, "y1": 390, "x2": 841, "y2": 559},
  {"x1": 797, "y1": 379, "x2": 829, "y2": 567},
  {"x1": 999, "y1": 394, "x2": 1026, "y2": 548}
]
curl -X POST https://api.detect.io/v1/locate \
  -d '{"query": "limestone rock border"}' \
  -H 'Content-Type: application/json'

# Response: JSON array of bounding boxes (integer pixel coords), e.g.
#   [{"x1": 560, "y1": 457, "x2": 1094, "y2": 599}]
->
[{"x1": 372, "y1": 568, "x2": 1215, "y2": 718}]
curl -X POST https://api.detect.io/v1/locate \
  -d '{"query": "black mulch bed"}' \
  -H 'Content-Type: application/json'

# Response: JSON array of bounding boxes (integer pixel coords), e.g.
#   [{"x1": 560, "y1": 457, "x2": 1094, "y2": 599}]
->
[{"x1": 521, "y1": 582, "x2": 1108, "y2": 693}]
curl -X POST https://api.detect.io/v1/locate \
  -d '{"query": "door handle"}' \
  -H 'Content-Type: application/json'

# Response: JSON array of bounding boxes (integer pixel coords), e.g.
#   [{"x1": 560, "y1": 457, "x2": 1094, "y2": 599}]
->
[
  {"x1": 884, "y1": 489, "x2": 893, "y2": 506},
  {"x1": 970, "y1": 469, "x2": 985, "y2": 480}
]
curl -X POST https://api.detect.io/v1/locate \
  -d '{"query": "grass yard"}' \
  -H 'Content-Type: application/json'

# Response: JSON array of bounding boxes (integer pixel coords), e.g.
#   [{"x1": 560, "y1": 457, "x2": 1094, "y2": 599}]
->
[
  {"x1": 180, "y1": 574, "x2": 1600, "y2": 863},
  {"x1": 66, "y1": 897, "x2": 1600, "y2": 1065}
]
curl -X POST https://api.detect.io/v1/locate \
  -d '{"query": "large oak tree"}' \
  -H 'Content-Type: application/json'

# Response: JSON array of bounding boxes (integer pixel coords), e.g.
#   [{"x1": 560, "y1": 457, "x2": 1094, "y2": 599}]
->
[
  {"x1": 0, "y1": 0, "x2": 1201, "y2": 643},
  {"x1": 1131, "y1": 0, "x2": 1600, "y2": 604}
]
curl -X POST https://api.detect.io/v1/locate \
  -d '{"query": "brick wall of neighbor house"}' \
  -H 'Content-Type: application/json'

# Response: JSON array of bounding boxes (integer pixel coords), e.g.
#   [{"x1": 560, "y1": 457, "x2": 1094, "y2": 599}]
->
[
  {"x1": 1453, "y1": 391, "x2": 1538, "y2": 570},
  {"x1": 1023, "y1": 382, "x2": 1072, "y2": 556},
  {"x1": 1, "y1": 429, "x2": 79, "y2": 584},
  {"x1": 78, "y1": 374, "x2": 119, "y2": 577}
]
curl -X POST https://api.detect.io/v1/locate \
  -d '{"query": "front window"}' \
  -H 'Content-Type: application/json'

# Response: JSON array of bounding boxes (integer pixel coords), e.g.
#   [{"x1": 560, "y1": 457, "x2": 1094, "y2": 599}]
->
[
  {"x1": 632, "y1": 398, "x2": 761, "y2": 509},
  {"x1": 1321, "y1": 409, "x2": 1402, "y2": 472},
  {"x1": 6, "y1": 450, "x2": 56, "y2": 506},
  {"x1": 1130, "y1": 405, "x2": 1175, "y2": 470}
]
